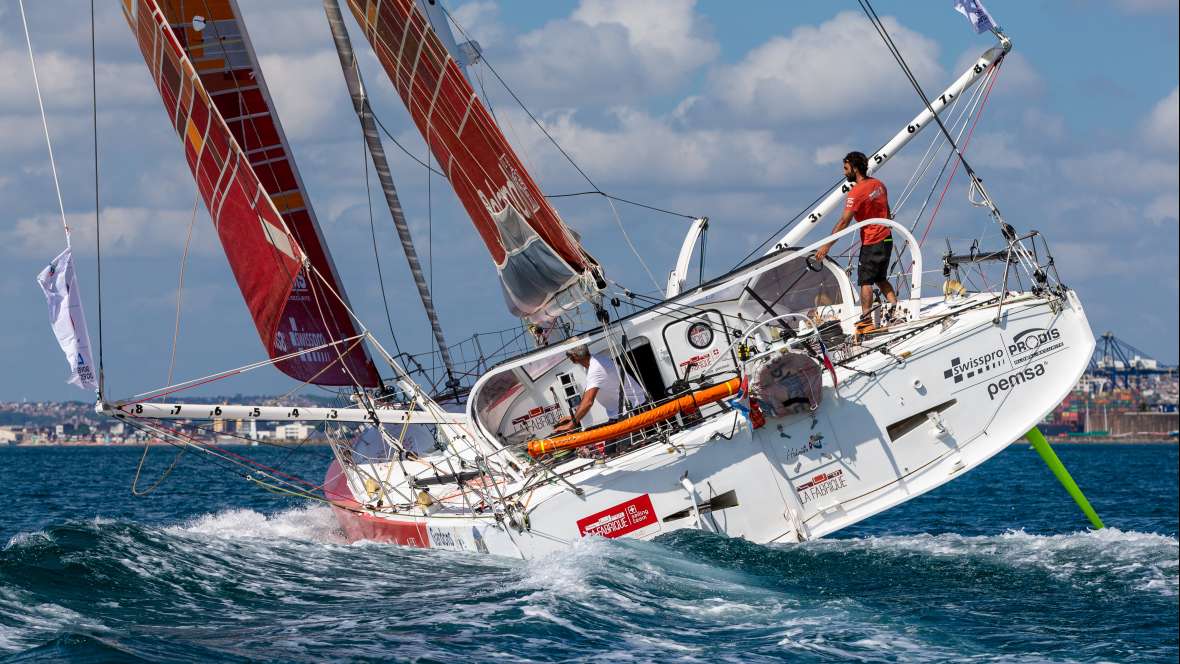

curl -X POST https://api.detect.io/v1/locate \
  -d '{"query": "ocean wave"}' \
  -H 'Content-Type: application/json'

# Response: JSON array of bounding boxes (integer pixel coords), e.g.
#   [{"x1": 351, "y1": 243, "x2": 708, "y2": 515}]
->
[{"x1": 0, "y1": 507, "x2": 1176, "y2": 663}]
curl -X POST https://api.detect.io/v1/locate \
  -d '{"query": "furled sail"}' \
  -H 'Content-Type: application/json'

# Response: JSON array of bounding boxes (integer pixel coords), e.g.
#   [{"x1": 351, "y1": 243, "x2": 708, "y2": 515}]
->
[
  {"x1": 343, "y1": 0, "x2": 604, "y2": 322},
  {"x1": 121, "y1": 0, "x2": 381, "y2": 387}
]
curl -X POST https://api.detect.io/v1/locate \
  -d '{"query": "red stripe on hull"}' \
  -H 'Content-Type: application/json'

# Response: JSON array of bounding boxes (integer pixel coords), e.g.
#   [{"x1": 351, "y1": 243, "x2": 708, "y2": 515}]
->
[{"x1": 323, "y1": 460, "x2": 431, "y2": 547}]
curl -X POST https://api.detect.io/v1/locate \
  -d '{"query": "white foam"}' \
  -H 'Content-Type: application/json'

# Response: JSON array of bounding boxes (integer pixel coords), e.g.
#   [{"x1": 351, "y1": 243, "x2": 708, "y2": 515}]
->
[
  {"x1": 3, "y1": 530, "x2": 52, "y2": 551},
  {"x1": 0, "y1": 588, "x2": 110, "y2": 654},
  {"x1": 806, "y1": 528, "x2": 1180, "y2": 597},
  {"x1": 171, "y1": 505, "x2": 345, "y2": 544}
]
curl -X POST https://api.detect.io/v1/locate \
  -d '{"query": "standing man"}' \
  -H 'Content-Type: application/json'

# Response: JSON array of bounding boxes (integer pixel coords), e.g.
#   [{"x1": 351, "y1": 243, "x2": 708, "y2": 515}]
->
[
  {"x1": 553, "y1": 345, "x2": 646, "y2": 433},
  {"x1": 813, "y1": 151, "x2": 898, "y2": 334}
]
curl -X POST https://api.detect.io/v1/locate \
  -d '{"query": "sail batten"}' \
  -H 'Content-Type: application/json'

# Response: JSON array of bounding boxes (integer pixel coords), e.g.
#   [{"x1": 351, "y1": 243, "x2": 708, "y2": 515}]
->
[
  {"x1": 345, "y1": 0, "x2": 603, "y2": 322},
  {"x1": 123, "y1": 0, "x2": 381, "y2": 387}
]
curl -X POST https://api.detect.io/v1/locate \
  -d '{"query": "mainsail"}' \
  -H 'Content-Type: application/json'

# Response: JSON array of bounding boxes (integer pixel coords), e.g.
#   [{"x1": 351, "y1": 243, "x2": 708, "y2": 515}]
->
[
  {"x1": 343, "y1": 0, "x2": 604, "y2": 322},
  {"x1": 122, "y1": 0, "x2": 380, "y2": 387}
]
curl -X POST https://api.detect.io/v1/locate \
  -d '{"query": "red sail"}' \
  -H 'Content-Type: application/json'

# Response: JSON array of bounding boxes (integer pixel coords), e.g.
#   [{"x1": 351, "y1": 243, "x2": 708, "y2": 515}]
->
[
  {"x1": 122, "y1": 0, "x2": 380, "y2": 387},
  {"x1": 345, "y1": 0, "x2": 603, "y2": 322}
]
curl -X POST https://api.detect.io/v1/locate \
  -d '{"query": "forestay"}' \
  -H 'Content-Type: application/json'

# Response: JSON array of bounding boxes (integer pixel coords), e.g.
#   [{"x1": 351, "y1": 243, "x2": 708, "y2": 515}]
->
[
  {"x1": 121, "y1": 0, "x2": 381, "y2": 387},
  {"x1": 343, "y1": 0, "x2": 604, "y2": 323}
]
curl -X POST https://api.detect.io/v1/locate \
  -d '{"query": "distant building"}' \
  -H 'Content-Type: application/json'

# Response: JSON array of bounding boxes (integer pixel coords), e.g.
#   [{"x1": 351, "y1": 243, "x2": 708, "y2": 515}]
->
[{"x1": 273, "y1": 423, "x2": 317, "y2": 441}]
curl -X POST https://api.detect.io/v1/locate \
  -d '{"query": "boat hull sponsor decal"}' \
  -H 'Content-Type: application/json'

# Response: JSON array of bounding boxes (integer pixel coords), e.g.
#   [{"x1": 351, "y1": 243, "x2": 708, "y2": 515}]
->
[
  {"x1": 1008, "y1": 327, "x2": 1065, "y2": 366},
  {"x1": 943, "y1": 349, "x2": 1006, "y2": 385},
  {"x1": 985, "y1": 362, "x2": 1047, "y2": 400},
  {"x1": 577, "y1": 494, "x2": 659, "y2": 539},
  {"x1": 795, "y1": 469, "x2": 848, "y2": 505}
]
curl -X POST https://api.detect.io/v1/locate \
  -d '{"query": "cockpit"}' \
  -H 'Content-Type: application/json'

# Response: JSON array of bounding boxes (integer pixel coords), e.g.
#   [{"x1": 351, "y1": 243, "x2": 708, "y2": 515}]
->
[{"x1": 467, "y1": 250, "x2": 855, "y2": 459}]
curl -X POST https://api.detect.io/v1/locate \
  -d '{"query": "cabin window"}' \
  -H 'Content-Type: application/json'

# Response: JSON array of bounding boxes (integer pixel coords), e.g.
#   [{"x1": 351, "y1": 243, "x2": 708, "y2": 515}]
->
[{"x1": 744, "y1": 257, "x2": 845, "y2": 326}]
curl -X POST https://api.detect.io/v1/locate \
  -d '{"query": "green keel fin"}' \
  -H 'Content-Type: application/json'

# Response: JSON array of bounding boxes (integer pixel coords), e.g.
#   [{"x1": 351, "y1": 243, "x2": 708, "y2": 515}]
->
[{"x1": 1026, "y1": 427, "x2": 1105, "y2": 530}]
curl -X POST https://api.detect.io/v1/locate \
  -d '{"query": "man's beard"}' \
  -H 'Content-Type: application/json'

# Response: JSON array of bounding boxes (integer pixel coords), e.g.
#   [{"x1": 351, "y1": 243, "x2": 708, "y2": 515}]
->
[{"x1": 845, "y1": 172, "x2": 857, "y2": 183}]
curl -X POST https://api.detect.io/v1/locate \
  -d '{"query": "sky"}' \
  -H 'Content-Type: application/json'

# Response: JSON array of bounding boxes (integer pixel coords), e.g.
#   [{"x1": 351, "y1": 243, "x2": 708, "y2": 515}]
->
[{"x1": 0, "y1": 0, "x2": 1176, "y2": 402}]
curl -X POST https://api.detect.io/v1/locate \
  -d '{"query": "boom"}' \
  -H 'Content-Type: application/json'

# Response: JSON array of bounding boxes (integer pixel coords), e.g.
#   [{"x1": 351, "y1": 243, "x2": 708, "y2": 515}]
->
[{"x1": 770, "y1": 38, "x2": 1010, "y2": 253}]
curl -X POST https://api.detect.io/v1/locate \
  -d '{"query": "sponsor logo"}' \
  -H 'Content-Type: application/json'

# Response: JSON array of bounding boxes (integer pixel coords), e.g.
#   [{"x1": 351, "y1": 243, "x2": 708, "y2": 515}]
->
[
  {"x1": 577, "y1": 494, "x2": 659, "y2": 539},
  {"x1": 679, "y1": 348, "x2": 721, "y2": 371},
  {"x1": 274, "y1": 317, "x2": 330, "y2": 364},
  {"x1": 428, "y1": 527, "x2": 466, "y2": 551},
  {"x1": 511, "y1": 403, "x2": 563, "y2": 434},
  {"x1": 986, "y1": 362, "x2": 1046, "y2": 401},
  {"x1": 783, "y1": 432, "x2": 824, "y2": 463},
  {"x1": 478, "y1": 156, "x2": 542, "y2": 220},
  {"x1": 795, "y1": 469, "x2": 848, "y2": 505},
  {"x1": 943, "y1": 348, "x2": 1005, "y2": 384},
  {"x1": 687, "y1": 322, "x2": 714, "y2": 349},
  {"x1": 1008, "y1": 327, "x2": 1064, "y2": 365}
]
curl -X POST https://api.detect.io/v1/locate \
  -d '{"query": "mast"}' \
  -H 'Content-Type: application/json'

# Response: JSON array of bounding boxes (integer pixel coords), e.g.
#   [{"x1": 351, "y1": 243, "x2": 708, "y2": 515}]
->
[
  {"x1": 769, "y1": 39, "x2": 1010, "y2": 253},
  {"x1": 324, "y1": 0, "x2": 457, "y2": 389}
]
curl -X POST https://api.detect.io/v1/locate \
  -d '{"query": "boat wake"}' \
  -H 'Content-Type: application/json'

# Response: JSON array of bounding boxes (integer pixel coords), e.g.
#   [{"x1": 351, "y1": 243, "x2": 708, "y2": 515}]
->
[{"x1": 1, "y1": 508, "x2": 1176, "y2": 662}]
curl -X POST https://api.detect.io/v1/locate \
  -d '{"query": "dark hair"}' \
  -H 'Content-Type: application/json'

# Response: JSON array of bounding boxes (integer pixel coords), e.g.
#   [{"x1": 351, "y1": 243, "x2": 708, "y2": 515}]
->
[{"x1": 843, "y1": 151, "x2": 869, "y2": 177}]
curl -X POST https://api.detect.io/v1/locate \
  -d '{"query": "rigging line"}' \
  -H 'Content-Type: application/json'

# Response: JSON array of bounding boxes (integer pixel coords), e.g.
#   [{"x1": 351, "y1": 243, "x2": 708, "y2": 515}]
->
[
  {"x1": 167, "y1": 191, "x2": 201, "y2": 385},
  {"x1": 90, "y1": 0, "x2": 104, "y2": 397},
  {"x1": 438, "y1": 4, "x2": 674, "y2": 244},
  {"x1": 544, "y1": 191, "x2": 697, "y2": 221},
  {"x1": 739, "y1": 5, "x2": 1001, "y2": 270},
  {"x1": 198, "y1": 1, "x2": 366, "y2": 367},
  {"x1": 607, "y1": 194, "x2": 661, "y2": 292},
  {"x1": 362, "y1": 129, "x2": 404, "y2": 357},
  {"x1": 856, "y1": 0, "x2": 992, "y2": 196},
  {"x1": 916, "y1": 61, "x2": 1002, "y2": 249},
  {"x1": 128, "y1": 333, "x2": 368, "y2": 402},
  {"x1": 19, "y1": 0, "x2": 69, "y2": 241},
  {"x1": 888, "y1": 68, "x2": 993, "y2": 280},
  {"x1": 891, "y1": 76, "x2": 976, "y2": 215},
  {"x1": 734, "y1": 185, "x2": 838, "y2": 267},
  {"x1": 361, "y1": 70, "x2": 446, "y2": 177}
]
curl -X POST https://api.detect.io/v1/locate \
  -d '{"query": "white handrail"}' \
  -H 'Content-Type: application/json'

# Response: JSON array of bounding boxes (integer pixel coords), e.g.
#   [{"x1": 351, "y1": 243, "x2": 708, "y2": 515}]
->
[{"x1": 792, "y1": 218, "x2": 923, "y2": 303}]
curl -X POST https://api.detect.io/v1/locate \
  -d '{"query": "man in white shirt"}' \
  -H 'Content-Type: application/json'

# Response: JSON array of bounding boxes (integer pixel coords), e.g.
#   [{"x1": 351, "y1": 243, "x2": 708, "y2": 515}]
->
[{"x1": 553, "y1": 345, "x2": 646, "y2": 433}]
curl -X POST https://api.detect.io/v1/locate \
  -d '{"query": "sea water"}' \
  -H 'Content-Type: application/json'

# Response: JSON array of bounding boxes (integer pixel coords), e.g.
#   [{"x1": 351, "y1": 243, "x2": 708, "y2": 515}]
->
[{"x1": 0, "y1": 443, "x2": 1176, "y2": 662}]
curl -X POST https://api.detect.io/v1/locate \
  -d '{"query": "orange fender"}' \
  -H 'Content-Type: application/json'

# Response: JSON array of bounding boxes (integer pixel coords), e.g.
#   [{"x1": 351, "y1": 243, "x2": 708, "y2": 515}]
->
[{"x1": 528, "y1": 377, "x2": 743, "y2": 458}]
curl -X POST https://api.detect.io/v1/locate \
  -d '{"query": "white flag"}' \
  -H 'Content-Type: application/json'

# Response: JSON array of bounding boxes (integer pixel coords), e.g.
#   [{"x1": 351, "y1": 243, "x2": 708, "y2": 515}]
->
[
  {"x1": 37, "y1": 247, "x2": 98, "y2": 391},
  {"x1": 953, "y1": 0, "x2": 997, "y2": 34}
]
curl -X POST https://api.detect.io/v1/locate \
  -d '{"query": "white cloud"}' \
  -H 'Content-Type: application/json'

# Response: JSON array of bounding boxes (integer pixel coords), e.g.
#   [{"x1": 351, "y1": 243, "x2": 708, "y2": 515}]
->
[
  {"x1": 1145, "y1": 193, "x2": 1178, "y2": 225},
  {"x1": 969, "y1": 131, "x2": 1047, "y2": 171},
  {"x1": 503, "y1": 107, "x2": 812, "y2": 192},
  {"x1": 257, "y1": 50, "x2": 350, "y2": 142},
  {"x1": 1, "y1": 207, "x2": 217, "y2": 258},
  {"x1": 498, "y1": 0, "x2": 717, "y2": 104},
  {"x1": 449, "y1": 1, "x2": 506, "y2": 48},
  {"x1": 0, "y1": 47, "x2": 154, "y2": 112},
  {"x1": 1141, "y1": 87, "x2": 1178, "y2": 153},
  {"x1": 814, "y1": 144, "x2": 851, "y2": 167},
  {"x1": 708, "y1": 11, "x2": 943, "y2": 125},
  {"x1": 1063, "y1": 148, "x2": 1179, "y2": 195}
]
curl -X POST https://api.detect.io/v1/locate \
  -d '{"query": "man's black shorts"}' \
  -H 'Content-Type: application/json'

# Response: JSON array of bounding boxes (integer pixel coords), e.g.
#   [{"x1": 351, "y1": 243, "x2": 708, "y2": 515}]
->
[{"x1": 858, "y1": 240, "x2": 892, "y2": 286}]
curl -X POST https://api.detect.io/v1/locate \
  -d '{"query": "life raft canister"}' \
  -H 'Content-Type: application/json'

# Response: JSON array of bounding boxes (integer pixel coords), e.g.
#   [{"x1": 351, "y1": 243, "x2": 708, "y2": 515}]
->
[
  {"x1": 749, "y1": 352, "x2": 823, "y2": 419},
  {"x1": 527, "y1": 377, "x2": 743, "y2": 458}
]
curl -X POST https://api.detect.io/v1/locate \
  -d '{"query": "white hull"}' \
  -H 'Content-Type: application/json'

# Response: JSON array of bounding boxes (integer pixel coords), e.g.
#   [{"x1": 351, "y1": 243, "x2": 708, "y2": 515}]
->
[{"x1": 327, "y1": 290, "x2": 1094, "y2": 558}]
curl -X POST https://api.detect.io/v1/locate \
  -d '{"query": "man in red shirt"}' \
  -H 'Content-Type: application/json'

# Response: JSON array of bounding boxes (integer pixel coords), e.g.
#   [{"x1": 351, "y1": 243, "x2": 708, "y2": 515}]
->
[{"x1": 813, "y1": 151, "x2": 897, "y2": 333}]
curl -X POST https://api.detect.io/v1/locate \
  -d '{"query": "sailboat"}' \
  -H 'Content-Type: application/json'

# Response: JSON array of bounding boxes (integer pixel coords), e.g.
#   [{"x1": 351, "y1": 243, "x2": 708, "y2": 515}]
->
[{"x1": 93, "y1": 0, "x2": 1097, "y2": 558}]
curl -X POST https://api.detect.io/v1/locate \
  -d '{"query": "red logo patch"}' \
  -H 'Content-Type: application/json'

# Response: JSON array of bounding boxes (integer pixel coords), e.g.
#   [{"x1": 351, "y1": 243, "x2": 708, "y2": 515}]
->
[{"x1": 576, "y1": 494, "x2": 658, "y2": 538}]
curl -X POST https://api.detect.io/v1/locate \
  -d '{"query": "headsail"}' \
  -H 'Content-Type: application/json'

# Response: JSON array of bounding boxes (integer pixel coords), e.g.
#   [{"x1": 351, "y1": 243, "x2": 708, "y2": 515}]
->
[
  {"x1": 122, "y1": 0, "x2": 381, "y2": 387},
  {"x1": 343, "y1": 0, "x2": 604, "y2": 323}
]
